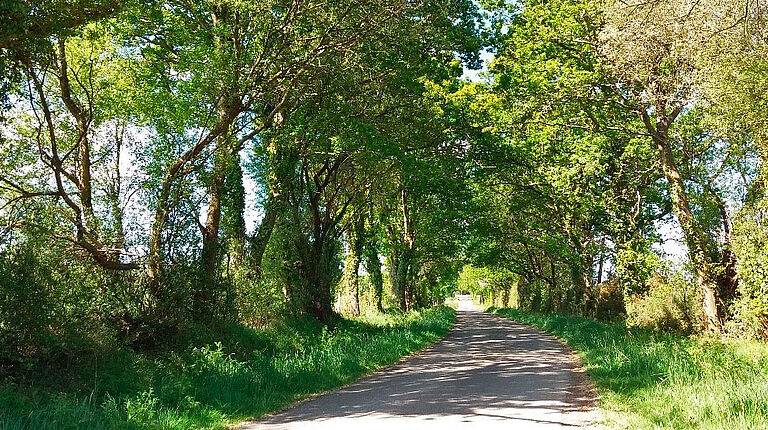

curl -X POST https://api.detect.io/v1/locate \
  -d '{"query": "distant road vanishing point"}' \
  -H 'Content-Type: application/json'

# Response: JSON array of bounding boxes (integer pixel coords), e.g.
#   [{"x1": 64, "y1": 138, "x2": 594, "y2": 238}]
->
[{"x1": 239, "y1": 296, "x2": 601, "y2": 429}]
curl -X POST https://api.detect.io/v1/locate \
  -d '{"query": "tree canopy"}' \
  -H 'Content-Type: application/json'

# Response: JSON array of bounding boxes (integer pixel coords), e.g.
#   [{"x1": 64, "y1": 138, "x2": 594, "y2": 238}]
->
[{"x1": 2, "y1": 0, "x2": 768, "y2": 359}]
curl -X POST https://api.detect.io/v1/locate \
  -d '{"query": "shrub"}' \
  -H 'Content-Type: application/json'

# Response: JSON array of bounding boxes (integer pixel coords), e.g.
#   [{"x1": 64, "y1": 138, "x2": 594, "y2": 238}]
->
[
  {"x1": 0, "y1": 247, "x2": 57, "y2": 364},
  {"x1": 592, "y1": 278, "x2": 625, "y2": 321},
  {"x1": 626, "y1": 271, "x2": 703, "y2": 334},
  {"x1": 730, "y1": 192, "x2": 768, "y2": 339},
  {"x1": 0, "y1": 243, "x2": 129, "y2": 365}
]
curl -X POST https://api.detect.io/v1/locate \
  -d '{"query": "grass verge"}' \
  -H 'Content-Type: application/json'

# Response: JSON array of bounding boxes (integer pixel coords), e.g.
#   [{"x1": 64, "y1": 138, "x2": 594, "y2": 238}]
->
[
  {"x1": 491, "y1": 308, "x2": 768, "y2": 429},
  {"x1": 0, "y1": 307, "x2": 455, "y2": 430}
]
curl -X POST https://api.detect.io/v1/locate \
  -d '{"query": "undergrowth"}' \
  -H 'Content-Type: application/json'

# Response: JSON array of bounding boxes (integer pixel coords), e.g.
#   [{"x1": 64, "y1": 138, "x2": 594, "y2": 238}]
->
[{"x1": 0, "y1": 307, "x2": 455, "y2": 430}]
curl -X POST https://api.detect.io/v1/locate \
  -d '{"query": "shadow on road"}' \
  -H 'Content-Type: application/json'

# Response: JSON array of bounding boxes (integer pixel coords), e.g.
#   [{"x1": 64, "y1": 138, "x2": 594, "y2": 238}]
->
[{"x1": 240, "y1": 298, "x2": 600, "y2": 429}]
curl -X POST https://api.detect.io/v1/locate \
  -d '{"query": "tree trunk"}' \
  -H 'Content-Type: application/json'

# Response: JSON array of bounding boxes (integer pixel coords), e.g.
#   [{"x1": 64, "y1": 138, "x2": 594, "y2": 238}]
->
[
  {"x1": 396, "y1": 252, "x2": 412, "y2": 311},
  {"x1": 596, "y1": 235, "x2": 605, "y2": 285},
  {"x1": 285, "y1": 157, "x2": 349, "y2": 324},
  {"x1": 568, "y1": 227, "x2": 595, "y2": 316},
  {"x1": 341, "y1": 216, "x2": 364, "y2": 316},
  {"x1": 248, "y1": 192, "x2": 280, "y2": 275},
  {"x1": 109, "y1": 122, "x2": 125, "y2": 249},
  {"x1": 635, "y1": 101, "x2": 724, "y2": 332},
  {"x1": 147, "y1": 202, "x2": 166, "y2": 286},
  {"x1": 545, "y1": 259, "x2": 557, "y2": 312},
  {"x1": 294, "y1": 233, "x2": 335, "y2": 323},
  {"x1": 222, "y1": 158, "x2": 247, "y2": 269},
  {"x1": 364, "y1": 236, "x2": 384, "y2": 312},
  {"x1": 386, "y1": 247, "x2": 411, "y2": 311},
  {"x1": 56, "y1": 38, "x2": 96, "y2": 228},
  {"x1": 386, "y1": 235, "x2": 400, "y2": 306},
  {"x1": 248, "y1": 136, "x2": 292, "y2": 277},
  {"x1": 145, "y1": 79, "x2": 239, "y2": 288},
  {"x1": 201, "y1": 6, "x2": 241, "y2": 286},
  {"x1": 714, "y1": 192, "x2": 738, "y2": 319},
  {"x1": 580, "y1": 263, "x2": 595, "y2": 317},
  {"x1": 575, "y1": 254, "x2": 595, "y2": 317},
  {"x1": 396, "y1": 187, "x2": 415, "y2": 311},
  {"x1": 202, "y1": 141, "x2": 229, "y2": 280},
  {"x1": 654, "y1": 131, "x2": 722, "y2": 331},
  {"x1": 385, "y1": 224, "x2": 404, "y2": 310}
]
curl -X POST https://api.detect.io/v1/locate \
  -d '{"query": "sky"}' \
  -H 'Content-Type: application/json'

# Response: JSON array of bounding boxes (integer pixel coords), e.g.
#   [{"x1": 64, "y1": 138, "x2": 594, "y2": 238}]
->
[{"x1": 462, "y1": 50, "x2": 495, "y2": 83}]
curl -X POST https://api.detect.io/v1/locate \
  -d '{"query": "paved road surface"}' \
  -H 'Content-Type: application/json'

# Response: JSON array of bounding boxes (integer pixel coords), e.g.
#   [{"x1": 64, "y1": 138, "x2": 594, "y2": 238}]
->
[{"x1": 240, "y1": 297, "x2": 600, "y2": 429}]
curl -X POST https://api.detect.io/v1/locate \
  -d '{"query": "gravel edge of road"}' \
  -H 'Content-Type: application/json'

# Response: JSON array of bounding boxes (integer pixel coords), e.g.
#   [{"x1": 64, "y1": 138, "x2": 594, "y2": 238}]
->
[{"x1": 487, "y1": 311, "x2": 602, "y2": 415}]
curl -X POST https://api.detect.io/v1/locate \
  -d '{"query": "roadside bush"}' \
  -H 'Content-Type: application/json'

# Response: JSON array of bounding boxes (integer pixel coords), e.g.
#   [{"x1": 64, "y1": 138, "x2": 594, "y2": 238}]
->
[
  {"x1": 591, "y1": 278, "x2": 625, "y2": 321},
  {"x1": 0, "y1": 242, "x2": 132, "y2": 366},
  {"x1": 730, "y1": 192, "x2": 768, "y2": 339},
  {"x1": 233, "y1": 267, "x2": 287, "y2": 328},
  {"x1": 0, "y1": 247, "x2": 57, "y2": 364},
  {"x1": 626, "y1": 271, "x2": 703, "y2": 334}
]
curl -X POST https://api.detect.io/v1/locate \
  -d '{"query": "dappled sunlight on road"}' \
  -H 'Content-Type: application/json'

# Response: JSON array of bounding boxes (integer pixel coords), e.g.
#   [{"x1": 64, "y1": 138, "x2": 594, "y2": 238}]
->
[{"x1": 239, "y1": 299, "x2": 601, "y2": 429}]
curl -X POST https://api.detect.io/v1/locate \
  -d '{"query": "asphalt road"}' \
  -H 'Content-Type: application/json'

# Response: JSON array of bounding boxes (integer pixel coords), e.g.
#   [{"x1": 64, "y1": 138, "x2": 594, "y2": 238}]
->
[{"x1": 239, "y1": 297, "x2": 600, "y2": 429}]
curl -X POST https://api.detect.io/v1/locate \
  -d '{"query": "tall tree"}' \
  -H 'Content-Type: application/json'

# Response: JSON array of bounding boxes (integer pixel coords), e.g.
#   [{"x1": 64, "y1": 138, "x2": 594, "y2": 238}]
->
[
  {"x1": 2, "y1": 24, "x2": 140, "y2": 270},
  {"x1": 599, "y1": 0, "x2": 747, "y2": 330}
]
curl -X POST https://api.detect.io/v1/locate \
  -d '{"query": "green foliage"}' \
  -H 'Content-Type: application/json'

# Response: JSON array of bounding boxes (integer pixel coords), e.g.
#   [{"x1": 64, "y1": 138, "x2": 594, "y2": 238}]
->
[
  {"x1": 461, "y1": 0, "x2": 664, "y2": 324},
  {"x1": 462, "y1": 0, "x2": 765, "y2": 337},
  {"x1": 0, "y1": 242, "x2": 140, "y2": 365},
  {"x1": 3, "y1": 0, "x2": 768, "y2": 427},
  {"x1": 615, "y1": 242, "x2": 661, "y2": 297},
  {"x1": 230, "y1": 270, "x2": 287, "y2": 329},
  {"x1": 457, "y1": 265, "x2": 518, "y2": 308},
  {"x1": 0, "y1": 246, "x2": 57, "y2": 363},
  {"x1": 592, "y1": 279, "x2": 626, "y2": 321},
  {"x1": 626, "y1": 272, "x2": 703, "y2": 335},
  {"x1": 493, "y1": 309, "x2": 768, "y2": 429},
  {"x1": 457, "y1": 265, "x2": 493, "y2": 292},
  {"x1": 731, "y1": 187, "x2": 768, "y2": 338},
  {"x1": 0, "y1": 307, "x2": 454, "y2": 430}
]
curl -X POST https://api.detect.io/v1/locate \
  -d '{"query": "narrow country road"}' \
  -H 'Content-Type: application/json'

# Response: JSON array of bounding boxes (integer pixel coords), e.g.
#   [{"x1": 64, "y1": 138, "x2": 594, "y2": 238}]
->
[{"x1": 240, "y1": 297, "x2": 600, "y2": 429}]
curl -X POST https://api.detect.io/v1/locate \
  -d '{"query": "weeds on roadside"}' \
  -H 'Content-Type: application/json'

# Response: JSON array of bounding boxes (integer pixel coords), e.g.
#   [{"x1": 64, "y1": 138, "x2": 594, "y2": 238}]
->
[{"x1": 0, "y1": 307, "x2": 455, "y2": 430}]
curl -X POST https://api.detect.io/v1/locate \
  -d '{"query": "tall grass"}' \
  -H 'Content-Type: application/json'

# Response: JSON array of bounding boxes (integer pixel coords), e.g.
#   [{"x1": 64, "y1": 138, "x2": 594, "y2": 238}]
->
[
  {"x1": 492, "y1": 308, "x2": 768, "y2": 429},
  {"x1": 0, "y1": 307, "x2": 455, "y2": 430}
]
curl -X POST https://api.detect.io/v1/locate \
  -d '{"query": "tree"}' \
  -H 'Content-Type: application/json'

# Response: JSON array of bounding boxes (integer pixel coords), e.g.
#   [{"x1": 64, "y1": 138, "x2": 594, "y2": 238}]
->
[
  {"x1": 467, "y1": 0, "x2": 662, "y2": 316},
  {"x1": 474, "y1": 0, "x2": 752, "y2": 331},
  {"x1": 2, "y1": 24, "x2": 140, "y2": 270},
  {"x1": 598, "y1": 0, "x2": 748, "y2": 330}
]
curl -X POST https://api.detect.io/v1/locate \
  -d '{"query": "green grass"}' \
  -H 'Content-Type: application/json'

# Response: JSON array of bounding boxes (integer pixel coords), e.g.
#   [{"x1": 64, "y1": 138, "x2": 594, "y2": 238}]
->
[
  {"x1": 491, "y1": 308, "x2": 768, "y2": 429},
  {"x1": 0, "y1": 307, "x2": 455, "y2": 430}
]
